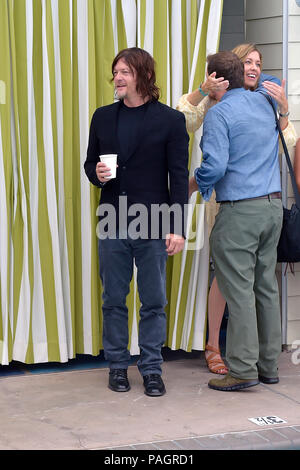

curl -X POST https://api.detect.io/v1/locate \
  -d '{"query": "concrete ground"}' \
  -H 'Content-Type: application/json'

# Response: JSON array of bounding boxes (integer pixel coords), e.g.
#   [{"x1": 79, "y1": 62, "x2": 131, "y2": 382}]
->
[{"x1": 0, "y1": 349, "x2": 300, "y2": 451}]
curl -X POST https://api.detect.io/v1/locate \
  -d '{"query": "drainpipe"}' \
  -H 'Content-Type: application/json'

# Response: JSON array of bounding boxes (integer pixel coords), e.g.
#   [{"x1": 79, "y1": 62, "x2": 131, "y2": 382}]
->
[{"x1": 281, "y1": 0, "x2": 289, "y2": 347}]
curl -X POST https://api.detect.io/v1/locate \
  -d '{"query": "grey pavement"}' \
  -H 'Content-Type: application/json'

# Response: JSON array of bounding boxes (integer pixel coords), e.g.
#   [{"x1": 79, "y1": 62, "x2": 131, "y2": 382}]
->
[{"x1": 0, "y1": 349, "x2": 300, "y2": 451}]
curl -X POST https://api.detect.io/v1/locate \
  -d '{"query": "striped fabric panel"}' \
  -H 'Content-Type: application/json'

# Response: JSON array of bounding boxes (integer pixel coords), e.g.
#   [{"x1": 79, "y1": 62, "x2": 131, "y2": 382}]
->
[
  {"x1": 166, "y1": 0, "x2": 224, "y2": 351},
  {"x1": 0, "y1": 0, "x2": 11, "y2": 365},
  {"x1": 0, "y1": 0, "x2": 223, "y2": 365}
]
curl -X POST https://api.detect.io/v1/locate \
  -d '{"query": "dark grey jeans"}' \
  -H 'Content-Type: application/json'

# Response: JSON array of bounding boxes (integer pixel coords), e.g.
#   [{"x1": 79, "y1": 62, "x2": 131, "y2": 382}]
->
[{"x1": 98, "y1": 236, "x2": 168, "y2": 376}]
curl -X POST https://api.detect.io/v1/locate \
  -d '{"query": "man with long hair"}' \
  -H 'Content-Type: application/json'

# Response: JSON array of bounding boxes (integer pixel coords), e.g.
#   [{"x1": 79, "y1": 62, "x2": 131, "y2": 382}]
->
[
  {"x1": 84, "y1": 48, "x2": 189, "y2": 396},
  {"x1": 189, "y1": 51, "x2": 283, "y2": 391}
]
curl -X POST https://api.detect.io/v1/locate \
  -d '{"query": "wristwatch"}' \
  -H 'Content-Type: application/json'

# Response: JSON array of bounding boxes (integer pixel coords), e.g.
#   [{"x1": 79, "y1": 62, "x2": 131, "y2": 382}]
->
[{"x1": 278, "y1": 110, "x2": 290, "y2": 117}]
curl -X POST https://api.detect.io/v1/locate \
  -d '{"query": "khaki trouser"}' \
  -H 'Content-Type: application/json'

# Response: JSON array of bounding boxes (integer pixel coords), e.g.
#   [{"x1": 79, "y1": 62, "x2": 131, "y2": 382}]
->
[{"x1": 210, "y1": 198, "x2": 283, "y2": 379}]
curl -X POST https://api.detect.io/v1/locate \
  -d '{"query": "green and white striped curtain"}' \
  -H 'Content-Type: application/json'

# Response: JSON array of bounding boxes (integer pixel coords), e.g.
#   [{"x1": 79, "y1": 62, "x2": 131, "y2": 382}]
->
[{"x1": 0, "y1": 0, "x2": 223, "y2": 365}]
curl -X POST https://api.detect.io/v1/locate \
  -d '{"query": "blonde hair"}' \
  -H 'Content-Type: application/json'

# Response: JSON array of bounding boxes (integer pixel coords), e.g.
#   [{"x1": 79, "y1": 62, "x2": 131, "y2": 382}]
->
[
  {"x1": 232, "y1": 43, "x2": 263, "y2": 66},
  {"x1": 231, "y1": 43, "x2": 263, "y2": 90}
]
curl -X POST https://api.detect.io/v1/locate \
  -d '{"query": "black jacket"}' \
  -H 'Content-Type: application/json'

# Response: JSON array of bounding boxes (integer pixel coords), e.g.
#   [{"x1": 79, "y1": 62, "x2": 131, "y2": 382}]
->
[{"x1": 84, "y1": 99, "x2": 189, "y2": 237}]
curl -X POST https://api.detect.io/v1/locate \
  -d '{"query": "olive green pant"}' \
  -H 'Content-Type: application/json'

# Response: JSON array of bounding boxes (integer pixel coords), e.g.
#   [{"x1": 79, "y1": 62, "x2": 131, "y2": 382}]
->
[{"x1": 210, "y1": 198, "x2": 283, "y2": 379}]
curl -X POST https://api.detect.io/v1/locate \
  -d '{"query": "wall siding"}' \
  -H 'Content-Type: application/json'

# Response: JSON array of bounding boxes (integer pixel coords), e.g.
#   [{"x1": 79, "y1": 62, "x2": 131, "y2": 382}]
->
[
  {"x1": 287, "y1": 0, "x2": 300, "y2": 345},
  {"x1": 219, "y1": 0, "x2": 245, "y2": 51},
  {"x1": 245, "y1": 0, "x2": 283, "y2": 19},
  {"x1": 246, "y1": 17, "x2": 283, "y2": 44}
]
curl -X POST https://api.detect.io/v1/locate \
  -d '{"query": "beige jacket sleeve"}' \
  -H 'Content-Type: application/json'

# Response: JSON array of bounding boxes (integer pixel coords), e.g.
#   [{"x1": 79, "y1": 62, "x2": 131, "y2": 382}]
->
[
  {"x1": 280, "y1": 120, "x2": 297, "y2": 152},
  {"x1": 176, "y1": 94, "x2": 217, "y2": 133},
  {"x1": 176, "y1": 93, "x2": 219, "y2": 235}
]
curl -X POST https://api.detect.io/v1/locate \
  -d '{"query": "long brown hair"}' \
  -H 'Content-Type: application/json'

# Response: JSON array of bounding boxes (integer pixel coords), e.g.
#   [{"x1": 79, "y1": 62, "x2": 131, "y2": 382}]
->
[
  {"x1": 231, "y1": 43, "x2": 263, "y2": 90},
  {"x1": 112, "y1": 47, "x2": 160, "y2": 101}
]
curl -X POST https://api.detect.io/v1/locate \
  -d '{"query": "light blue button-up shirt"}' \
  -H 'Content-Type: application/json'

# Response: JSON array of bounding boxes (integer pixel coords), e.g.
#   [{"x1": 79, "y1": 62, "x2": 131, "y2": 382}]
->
[{"x1": 195, "y1": 76, "x2": 281, "y2": 202}]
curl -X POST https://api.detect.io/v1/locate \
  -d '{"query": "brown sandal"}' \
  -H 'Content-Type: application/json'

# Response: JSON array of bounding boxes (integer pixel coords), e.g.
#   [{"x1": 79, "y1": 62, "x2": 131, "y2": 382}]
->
[{"x1": 205, "y1": 344, "x2": 228, "y2": 375}]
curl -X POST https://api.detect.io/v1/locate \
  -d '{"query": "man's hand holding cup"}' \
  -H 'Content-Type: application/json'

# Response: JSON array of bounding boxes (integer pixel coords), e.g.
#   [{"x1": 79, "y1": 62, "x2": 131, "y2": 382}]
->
[{"x1": 96, "y1": 154, "x2": 117, "y2": 183}]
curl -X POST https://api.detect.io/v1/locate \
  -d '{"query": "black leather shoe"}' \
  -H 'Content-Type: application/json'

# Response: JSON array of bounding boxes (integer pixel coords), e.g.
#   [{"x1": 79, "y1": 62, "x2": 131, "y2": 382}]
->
[
  {"x1": 143, "y1": 374, "x2": 166, "y2": 397},
  {"x1": 108, "y1": 369, "x2": 130, "y2": 392},
  {"x1": 258, "y1": 375, "x2": 279, "y2": 384}
]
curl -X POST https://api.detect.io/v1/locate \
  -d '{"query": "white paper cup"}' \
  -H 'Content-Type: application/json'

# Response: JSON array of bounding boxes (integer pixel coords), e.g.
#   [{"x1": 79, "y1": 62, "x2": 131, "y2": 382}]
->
[{"x1": 100, "y1": 154, "x2": 117, "y2": 179}]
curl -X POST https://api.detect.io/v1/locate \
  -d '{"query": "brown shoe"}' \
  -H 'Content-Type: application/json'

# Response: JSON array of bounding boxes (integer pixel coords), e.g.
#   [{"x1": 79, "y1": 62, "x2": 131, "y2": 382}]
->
[{"x1": 208, "y1": 373, "x2": 259, "y2": 391}]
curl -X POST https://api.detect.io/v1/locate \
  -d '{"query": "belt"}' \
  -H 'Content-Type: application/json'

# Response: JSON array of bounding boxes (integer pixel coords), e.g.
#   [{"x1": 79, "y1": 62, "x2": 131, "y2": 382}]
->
[{"x1": 220, "y1": 192, "x2": 282, "y2": 204}]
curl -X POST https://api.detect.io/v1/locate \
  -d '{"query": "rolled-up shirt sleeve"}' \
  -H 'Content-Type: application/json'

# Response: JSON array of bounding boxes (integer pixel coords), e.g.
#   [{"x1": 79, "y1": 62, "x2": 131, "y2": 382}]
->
[{"x1": 194, "y1": 108, "x2": 229, "y2": 201}]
